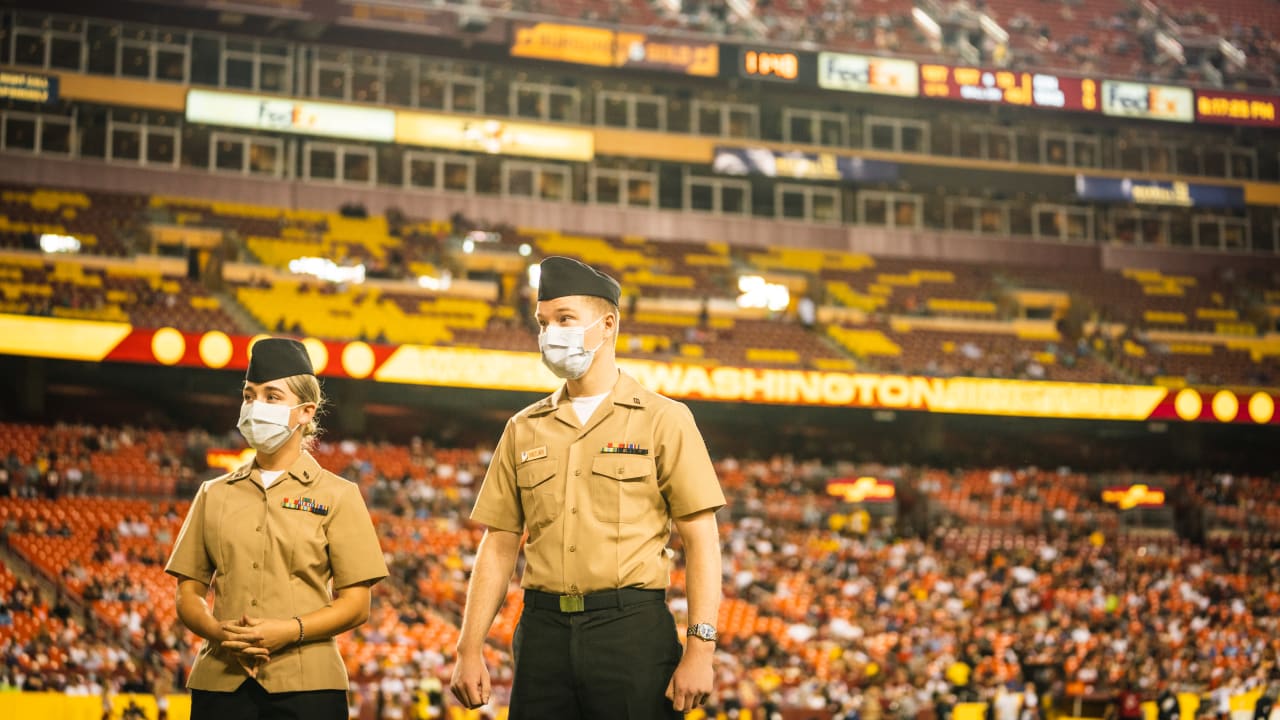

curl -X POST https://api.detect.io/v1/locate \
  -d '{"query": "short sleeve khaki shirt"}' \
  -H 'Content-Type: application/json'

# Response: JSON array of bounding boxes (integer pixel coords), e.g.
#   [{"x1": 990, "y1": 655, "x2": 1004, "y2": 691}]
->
[
  {"x1": 470, "y1": 371, "x2": 725, "y2": 594},
  {"x1": 165, "y1": 451, "x2": 388, "y2": 693}
]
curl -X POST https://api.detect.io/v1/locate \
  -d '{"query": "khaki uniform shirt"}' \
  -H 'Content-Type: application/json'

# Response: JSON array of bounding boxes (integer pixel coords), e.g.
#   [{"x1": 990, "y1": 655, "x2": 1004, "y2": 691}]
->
[
  {"x1": 471, "y1": 371, "x2": 725, "y2": 595},
  {"x1": 165, "y1": 451, "x2": 388, "y2": 693}
]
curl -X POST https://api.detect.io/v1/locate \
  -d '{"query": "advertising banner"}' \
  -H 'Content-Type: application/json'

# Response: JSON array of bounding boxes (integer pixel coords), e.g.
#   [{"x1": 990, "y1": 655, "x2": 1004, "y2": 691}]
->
[
  {"x1": 0, "y1": 71, "x2": 58, "y2": 104},
  {"x1": 712, "y1": 146, "x2": 899, "y2": 182},
  {"x1": 920, "y1": 64, "x2": 1099, "y2": 111},
  {"x1": 1, "y1": 314, "x2": 1276, "y2": 424},
  {"x1": 395, "y1": 112, "x2": 594, "y2": 161},
  {"x1": 1074, "y1": 175, "x2": 1245, "y2": 208},
  {"x1": 616, "y1": 32, "x2": 719, "y2": 76},
  {"x1": 1101, "y1": 80, "x2": 1194, "y2": 122},
  {"x1": 510, "y1": 22, "x2": 615, "y2": 66},
  {"x1": 1194, "y1": 89, "x2": 1280, "y2": 128},
  {"x1": 510, "y1": 22, "x2": 719, "y2": 76},
  {"x1": 185, "y1": 89, "x2": 395, "y2": 142},
  {"x1": 818, "y1": 52, "x2": 919, "y2": 97}
]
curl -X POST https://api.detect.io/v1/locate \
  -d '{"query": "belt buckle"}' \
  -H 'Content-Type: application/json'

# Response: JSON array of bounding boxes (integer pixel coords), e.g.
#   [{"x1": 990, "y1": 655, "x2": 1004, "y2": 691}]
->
[{"x1": 558, "y1": 594, "x2": 585, "y2": 613}]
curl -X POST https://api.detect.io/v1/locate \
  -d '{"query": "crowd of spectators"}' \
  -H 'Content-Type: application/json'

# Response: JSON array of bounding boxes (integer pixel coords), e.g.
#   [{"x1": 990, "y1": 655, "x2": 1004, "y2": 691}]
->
[
  {"x1": 486, "y1": 0, "x2": 1279, "y2": 87},
  {"x1": 1, "y1": 425, "x2": 1278, "y2": 718}
]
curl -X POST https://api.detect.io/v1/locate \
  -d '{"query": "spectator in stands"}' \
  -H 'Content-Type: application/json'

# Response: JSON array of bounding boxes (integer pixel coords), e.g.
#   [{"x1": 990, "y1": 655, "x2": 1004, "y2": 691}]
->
[
  {"x1": 166, "y1": 338, "x2": 388, "y2": 720},
  {"x1": 451, "y1": 257, "x2": 725, "y2": 718},
  {"x1": 797, "y1": 295, "x2": 816, "y2": 330},
  {"x1": 41, "y1": 469, "x2": 61, "y2": 500}
]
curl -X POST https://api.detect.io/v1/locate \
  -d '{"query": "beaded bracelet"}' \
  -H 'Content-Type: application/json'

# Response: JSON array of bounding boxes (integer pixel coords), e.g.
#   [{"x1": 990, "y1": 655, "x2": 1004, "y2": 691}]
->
[{"x1": 294, "y1": 616, "x2": 305, "y2": 645}]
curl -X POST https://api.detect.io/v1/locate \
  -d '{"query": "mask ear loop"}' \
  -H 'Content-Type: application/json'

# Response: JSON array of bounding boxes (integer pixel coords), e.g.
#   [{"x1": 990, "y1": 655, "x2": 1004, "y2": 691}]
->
[
  {"x1": 584, "y1": 312, "x2": 611, "y2": 355},
  {"x1": 291, "y1": 402, "x2": 317, "y2": 438}
]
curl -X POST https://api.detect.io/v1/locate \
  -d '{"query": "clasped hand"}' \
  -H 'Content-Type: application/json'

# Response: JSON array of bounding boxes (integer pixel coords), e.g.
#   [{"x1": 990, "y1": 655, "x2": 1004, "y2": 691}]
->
[{"x1": 218, "y1": 615, "x2": 297, "y2": 678}]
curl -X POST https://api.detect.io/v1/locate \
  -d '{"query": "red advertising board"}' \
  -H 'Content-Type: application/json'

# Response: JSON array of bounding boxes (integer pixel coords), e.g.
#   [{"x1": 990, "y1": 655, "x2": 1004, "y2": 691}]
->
[
  {"x1": 1194, "y1": 89, "x2": 1280, "y2": 128},
  {"x1": 920, "y1": 64, "x2": 1099, "y2": 112}
]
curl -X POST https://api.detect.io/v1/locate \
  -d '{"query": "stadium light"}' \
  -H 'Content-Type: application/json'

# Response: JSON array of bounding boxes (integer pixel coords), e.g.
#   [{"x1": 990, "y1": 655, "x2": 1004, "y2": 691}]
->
[
  {"x1": 39, "y1": 233, "x2": 82, "y2": 253},
  {"x1": 518, "y1": 243, "x2": 532, "y2": 257},
  {"x1": 736, "y1": 274, "x2": 790, "y2": 312},
  {"x1": 417, "y1": 270, "x2": 452, "y2": 291},
  {"x1": 462, "y1": 239, "x2": 475, "y2": 254},
  {"x1": 288, "y1": 256, "x2": 365, "y2": 284}
]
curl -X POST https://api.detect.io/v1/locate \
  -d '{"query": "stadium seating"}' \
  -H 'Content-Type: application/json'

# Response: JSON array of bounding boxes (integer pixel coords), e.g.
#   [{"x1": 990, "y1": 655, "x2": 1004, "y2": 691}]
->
[
  {"x1": 2, "y1": 422, "x2": 1279, "y2": 717},
  {"x1": 2, "y1": 180, "x2": 1277, "y2": 388},
  {"x1": 983, "y1": 0, "x2": 1141, "y2": 76},
  {"x1": 0, "y1": 254, "x2": 242, "y2": 334},
  {"x1": 0, "y1": 186, "x2": 144, "y2": 257}
]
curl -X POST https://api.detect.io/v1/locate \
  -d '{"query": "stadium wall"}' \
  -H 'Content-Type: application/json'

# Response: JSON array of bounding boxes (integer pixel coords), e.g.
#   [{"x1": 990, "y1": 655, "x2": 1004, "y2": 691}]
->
[{"x1": 1, "y1": 153, "x2": 1274, "y2": 275}]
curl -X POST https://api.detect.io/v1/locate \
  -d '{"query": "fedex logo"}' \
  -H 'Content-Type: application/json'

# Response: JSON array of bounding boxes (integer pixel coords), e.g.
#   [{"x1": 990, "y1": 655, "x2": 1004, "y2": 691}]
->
[
  {"x1": 821, "y1": 54, "x2": 871, "y2": 85},
  {"x1": 818, "y1": 52, "x2": 918, "y2": 96},
  {"x1": 1102, "y1": 81, "x2": 1193, "y2": 122}
]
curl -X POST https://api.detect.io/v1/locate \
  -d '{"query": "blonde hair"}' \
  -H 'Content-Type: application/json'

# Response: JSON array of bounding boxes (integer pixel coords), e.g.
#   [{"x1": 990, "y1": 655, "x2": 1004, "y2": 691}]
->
[
  {"x1": 584, "y1": 296, "x2": 621, "y2": 337},
  {"x1": 284, "y1": 373, "x2": 326, "y2": 443}
]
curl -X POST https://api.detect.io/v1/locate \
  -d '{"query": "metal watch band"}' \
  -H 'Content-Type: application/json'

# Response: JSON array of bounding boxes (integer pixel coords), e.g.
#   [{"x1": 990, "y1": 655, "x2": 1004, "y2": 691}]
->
[{"x1": 687, "y1": 623, "x2": 717, "y2": 642}]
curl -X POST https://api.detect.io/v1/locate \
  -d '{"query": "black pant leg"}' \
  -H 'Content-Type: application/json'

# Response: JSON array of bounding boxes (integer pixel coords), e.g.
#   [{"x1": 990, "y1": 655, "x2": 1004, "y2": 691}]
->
[
  {"x1": 263, "y1": 689, "x2": 348, "y2": 720},
  {"x1": 191, "y1": 679, "x2": 262, "y2": 720},
  {"x1": 509, "y1": 607, "x2": 582, "y2": 720},
  {"x1": 576, "y1": 601, "x2": 683, "y2": 720},
  {"x1": 192, "y1": 681, "x2": 346, "y2": 720}
]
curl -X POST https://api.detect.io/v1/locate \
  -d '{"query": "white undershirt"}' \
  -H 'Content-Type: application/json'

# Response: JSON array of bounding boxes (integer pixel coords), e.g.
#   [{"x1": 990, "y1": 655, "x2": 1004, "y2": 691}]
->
[
  {"x1": 260, "y1": 469, "x2": 285, "y2": 488},
  {"x1": 570, "y1": 392, "x2": 609, "y2": 424}
]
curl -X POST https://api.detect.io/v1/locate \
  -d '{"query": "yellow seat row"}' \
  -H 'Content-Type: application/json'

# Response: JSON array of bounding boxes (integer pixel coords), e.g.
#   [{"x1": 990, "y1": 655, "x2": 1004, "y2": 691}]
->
[
  {"x1": 926, "y1": 298, "x2": 996, "y2": 315},
  {"x1": 744, "y1": 348, "x2": 801, "y2": 365},
  {"x1": 50, "y1": 304, "x2": 130, "y2": 323},
  {"x1": 631, "y1": 311, "x2": 733, "y2": 329},
  {"x1": 1124, "y1": 268, "x2": 1196, "y2": 297},
  {"x1": 0, "y1": 283, "x2": 52, "y2": 300},
  {"x1": 237, "y1": 285, "x2": 454, "y2": 346},
  {"x1": 826, "y1": 326, "x2": 902, "y2": 357},
  {"x1": 2, "y1": 189, "x2": 91, "y2": 213},
  {"x1": 1144, "y1": 310, "x2": 1187, "y2": 325},
  {"x1": 535, "y1": 234, "x2": 651, "y2": 272},
  {"x1": 746, "y1": 247, "x2": 874, "y2": 274},
  {"x1": 876, "y1": 270, "x2": 955, "y2": 287},
  {"x1": 235, "y1": 284, "x2": 496, "y2": 346},
  {"x1": 823, "y1": 281, "x2": 886, "y2": 312},
  {"x1": 620, "y1": 269, "x2": 696, "y2": 290},
  {"x1": 617, "y1": 333, "x2": 674, "y2": 353}
]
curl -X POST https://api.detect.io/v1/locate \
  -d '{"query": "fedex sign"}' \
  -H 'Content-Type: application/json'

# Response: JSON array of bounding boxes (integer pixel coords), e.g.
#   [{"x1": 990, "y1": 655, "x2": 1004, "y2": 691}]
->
[
  {"x1": 818, "y1": 52, "x2": 919, "y2": 97},
  {"x1": 1101, "y1": 80, "x2": 1194, "y2": 122}
]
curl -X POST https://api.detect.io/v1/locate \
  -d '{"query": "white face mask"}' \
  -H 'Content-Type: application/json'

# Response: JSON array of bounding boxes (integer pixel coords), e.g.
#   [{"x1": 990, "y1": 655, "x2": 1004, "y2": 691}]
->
[
  {"x1": 539, "y1": 314, "x2": 606, "y2": 380},
  {"x1": 237, "y1": 401, "x2": 305, "y2": 454}
]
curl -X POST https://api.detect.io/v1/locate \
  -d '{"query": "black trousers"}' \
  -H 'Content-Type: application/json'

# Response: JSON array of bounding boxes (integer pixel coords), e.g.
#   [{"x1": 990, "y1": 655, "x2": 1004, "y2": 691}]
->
[
  {"x1": 509, "y1": 591, "x2": 684, "y2": 720},
  {"x1": 190, "y1": 679, "x2": 346, "y2": 720}
]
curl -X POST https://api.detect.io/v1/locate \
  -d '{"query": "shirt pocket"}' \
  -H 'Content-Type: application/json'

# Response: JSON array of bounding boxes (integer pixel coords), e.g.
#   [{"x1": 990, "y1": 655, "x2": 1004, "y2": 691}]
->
[
  {"x1": 515, "y1": 458, "x2": 560, "y2": 531},
  {"x1": 589, "y1": 455, "x2": 656, "y2": 523},
  {"x1": 279, "y1": 505, "x2": 330, "y2": 579}
]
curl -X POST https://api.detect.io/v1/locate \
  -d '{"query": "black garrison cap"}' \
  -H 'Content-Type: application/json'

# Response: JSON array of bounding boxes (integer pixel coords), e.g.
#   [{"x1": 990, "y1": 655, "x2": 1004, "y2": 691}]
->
[
  {"x1": 537, "y1": 256, "x2": 621, "y2": 306},
  {"x1": 246, "y1": 338, "x2": 314, "y2": 383}
]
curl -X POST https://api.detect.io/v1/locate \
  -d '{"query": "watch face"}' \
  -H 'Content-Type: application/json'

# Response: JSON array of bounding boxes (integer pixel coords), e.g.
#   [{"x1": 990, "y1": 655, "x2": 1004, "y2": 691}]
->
[{"x1": 690, "y1": 624, "x2": 716, "y2": 641}]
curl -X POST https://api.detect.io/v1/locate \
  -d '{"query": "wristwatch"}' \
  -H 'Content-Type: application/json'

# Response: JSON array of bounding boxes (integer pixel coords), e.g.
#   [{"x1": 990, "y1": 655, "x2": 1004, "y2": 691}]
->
[{"x1": 687, "y1": 623, "x2": 718, "y2": 642}]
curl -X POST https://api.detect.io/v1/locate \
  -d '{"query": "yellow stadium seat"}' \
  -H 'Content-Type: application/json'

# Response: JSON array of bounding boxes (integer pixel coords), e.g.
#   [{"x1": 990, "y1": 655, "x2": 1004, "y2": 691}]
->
[
  {"x1": 745, "y1": 348, "x2": 801, "y2": 364},
  {"x1": 827, "y1": 327, "x2": 902, "y2": 357},
  {"x1": 1143, "y1": 311, "x2": 1187, "y2": 325}
]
